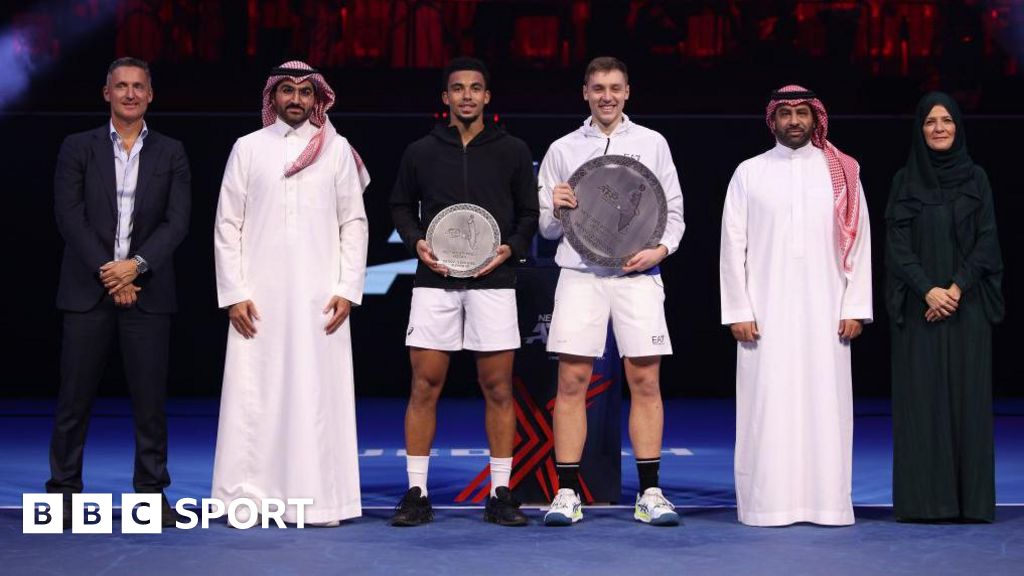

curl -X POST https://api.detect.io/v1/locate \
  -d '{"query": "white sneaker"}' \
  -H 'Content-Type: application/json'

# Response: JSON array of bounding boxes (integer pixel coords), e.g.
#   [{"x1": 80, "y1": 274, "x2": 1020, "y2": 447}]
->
[
  {"x1": 634, "y1": 487, "x2": 680, "y2": 526},
  {"x1": 544, "y1": 488, "x2": 582, "y2": 526}
]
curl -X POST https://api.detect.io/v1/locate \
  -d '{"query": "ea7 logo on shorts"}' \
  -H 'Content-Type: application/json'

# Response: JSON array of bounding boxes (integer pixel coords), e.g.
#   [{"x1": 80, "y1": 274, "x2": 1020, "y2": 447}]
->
[{"x1": 651, "y1": 335, "x2": 666, "y2": 345}]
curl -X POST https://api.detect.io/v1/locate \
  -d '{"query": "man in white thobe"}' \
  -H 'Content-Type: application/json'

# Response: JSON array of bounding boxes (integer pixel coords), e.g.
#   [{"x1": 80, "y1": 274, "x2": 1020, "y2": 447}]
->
[
  {"x1": 720, "y1": 85, "x2": 872, "y2": 527},
  {"x1": 213, "y1": 61, "x2": 370, "y2": 526}
]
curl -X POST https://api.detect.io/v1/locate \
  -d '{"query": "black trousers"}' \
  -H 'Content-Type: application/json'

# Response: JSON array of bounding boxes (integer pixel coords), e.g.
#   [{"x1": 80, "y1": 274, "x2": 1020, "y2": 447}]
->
[{"x1": 46, "y1": 298, "x2": 172, "y2": 495}]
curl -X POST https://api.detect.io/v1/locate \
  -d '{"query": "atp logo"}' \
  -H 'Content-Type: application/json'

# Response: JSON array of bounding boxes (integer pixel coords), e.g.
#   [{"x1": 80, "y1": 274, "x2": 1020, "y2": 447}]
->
[{"x1": 523, "y1": 313, "x2": 552, "y2": 346}]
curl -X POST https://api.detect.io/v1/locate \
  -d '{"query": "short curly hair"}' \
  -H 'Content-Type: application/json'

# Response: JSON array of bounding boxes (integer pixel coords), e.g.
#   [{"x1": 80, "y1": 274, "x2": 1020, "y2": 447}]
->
[{"x1": 443, "y1": 57, "x2": 490, "y2": 91}]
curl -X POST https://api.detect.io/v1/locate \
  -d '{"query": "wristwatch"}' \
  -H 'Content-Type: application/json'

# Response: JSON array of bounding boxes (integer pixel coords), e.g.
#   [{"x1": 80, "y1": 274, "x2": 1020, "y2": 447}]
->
[{"x1": 132, "y1": 254, "x2": 149, "y2": 274}]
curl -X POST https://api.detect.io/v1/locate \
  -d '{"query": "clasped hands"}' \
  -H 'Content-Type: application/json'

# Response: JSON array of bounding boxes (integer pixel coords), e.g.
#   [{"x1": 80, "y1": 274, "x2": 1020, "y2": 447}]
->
[
  {"x1": 100, "y1": 259, "x2": 140, "y2": 308},
  {"x1": 552, "y1": 182, "x2": 668, "y2": 273},
  {"x1": 924, "y1": 283, "x2": 961, "y2": 322}
]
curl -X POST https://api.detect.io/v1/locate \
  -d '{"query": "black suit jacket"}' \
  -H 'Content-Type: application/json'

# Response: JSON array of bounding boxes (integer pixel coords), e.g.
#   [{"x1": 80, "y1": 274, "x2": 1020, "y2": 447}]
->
[{"x1": 54, "y1": 124, "x2": 191, "y2": 313}]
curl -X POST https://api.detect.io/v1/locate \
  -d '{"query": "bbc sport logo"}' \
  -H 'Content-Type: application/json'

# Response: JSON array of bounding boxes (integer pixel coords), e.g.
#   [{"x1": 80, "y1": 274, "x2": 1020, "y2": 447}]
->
[{"x1": 22, "y1": 494, "x2": 314, "y2": 533}]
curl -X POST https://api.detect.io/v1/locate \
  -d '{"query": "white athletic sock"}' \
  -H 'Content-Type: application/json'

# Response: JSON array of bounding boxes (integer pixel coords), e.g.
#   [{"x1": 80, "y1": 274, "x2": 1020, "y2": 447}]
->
[
  {"x1": 407, "y1": 455, "x2": 430, "y2": 496},
  {"x1": 490, "y1": 457, "x2": 513, "y2": 497}
]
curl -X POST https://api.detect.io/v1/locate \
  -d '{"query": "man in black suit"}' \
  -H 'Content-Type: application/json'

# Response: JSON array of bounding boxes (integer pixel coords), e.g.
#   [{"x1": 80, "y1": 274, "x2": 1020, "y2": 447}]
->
[{"x1": 47, "y1": 57, "x2": 190, "y2": 528}]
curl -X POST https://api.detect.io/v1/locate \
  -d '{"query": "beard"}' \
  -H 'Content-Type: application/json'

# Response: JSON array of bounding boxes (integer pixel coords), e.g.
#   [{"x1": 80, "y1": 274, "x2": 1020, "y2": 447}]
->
[
  {"x1": 774, "y1": 125, "x2": 812, "y2": 148},
  {"x1": 275, "y1": 103, "x2": 312, "y2": 126}
]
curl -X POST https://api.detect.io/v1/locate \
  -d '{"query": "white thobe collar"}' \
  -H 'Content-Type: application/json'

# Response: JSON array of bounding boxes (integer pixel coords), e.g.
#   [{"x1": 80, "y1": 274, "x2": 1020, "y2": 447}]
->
[
  {"x1": 771, "y1": 140, "x2": 818, "y2": 160},
  {"x1": 268, "y1": 117, "x2": 316, "y2": 139},
  {"x1": 581, "y1": 113, "x2": 632, "y2": 138}
]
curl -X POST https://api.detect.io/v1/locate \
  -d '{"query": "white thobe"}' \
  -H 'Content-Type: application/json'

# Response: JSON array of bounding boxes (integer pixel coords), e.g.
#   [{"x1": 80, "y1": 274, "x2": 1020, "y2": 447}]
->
[
  {"x1": 212, "y1": 118, "x2": 369, "y2": 523},
  {"x1": 720, "y1": 141, "x2": 872, "y2": 527}
]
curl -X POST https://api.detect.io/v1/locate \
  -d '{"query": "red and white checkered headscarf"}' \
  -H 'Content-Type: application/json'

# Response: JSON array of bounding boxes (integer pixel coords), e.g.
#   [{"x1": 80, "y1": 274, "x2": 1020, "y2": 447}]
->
[
  {"x1": 766, "y1": 85, "x2": 861, "y2": 272},
  {"x1": 263, "y1": 60, "x2": 370, "y2": 189}
]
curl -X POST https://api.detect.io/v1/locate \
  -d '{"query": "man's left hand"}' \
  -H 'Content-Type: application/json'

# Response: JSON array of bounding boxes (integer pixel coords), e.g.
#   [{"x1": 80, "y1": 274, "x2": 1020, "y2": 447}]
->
[
  {"x1": 473, "y1": 245, "x2": 512, "y2": 278},
  {"x1": 112, "y1": 284, "x2": 141, "y2": 308},
  {"x1": 323, "y1": 295, "x2": 352, "y2": 335},
  {"x1": 838, "y1": 319, "x2": 863, "y2": 341},
  {"x1": 622, "y1": 245, "x2": 669, "y2": 274},
  {"x1": 100, "y1": 260, "x2": 139, "y2": 293}
]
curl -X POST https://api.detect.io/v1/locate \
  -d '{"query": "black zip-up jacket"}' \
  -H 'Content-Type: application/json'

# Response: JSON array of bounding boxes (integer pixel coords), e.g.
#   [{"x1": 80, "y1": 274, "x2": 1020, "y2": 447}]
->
[{"x1": 390, "y1": 121, "x2": 539, "y2": 289}]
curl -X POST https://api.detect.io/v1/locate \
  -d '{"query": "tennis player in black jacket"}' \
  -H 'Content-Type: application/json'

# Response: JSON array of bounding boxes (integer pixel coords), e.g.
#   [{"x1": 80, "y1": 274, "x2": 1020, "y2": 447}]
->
[{"x1": 389, "y1": 57, "x2": 538, "y2": 527}]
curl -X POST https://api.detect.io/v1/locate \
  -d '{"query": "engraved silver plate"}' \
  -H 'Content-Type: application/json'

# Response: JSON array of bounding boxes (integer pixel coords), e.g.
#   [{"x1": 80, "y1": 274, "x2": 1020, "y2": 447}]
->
[
  {"x1": 563, "y1": 155, "x2": 668, "y2": 268},
  {"x1": 426, "y1": 203, "x2": 501, "y2": 278}
]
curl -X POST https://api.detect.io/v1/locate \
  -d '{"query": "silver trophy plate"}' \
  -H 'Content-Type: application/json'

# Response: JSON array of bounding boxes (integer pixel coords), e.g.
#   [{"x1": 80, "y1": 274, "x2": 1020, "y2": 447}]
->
[
  {"x1": 563, "y1": 155, "x2": 668, "y2": 267},
  {"x1": 426, "y1": 203, "x2": 501, "y2": 278}
]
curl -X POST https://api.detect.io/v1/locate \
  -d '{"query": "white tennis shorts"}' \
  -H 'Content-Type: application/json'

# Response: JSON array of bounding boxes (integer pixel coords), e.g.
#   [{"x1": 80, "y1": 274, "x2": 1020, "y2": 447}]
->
[
  {"x1": 405, "y1": 287, "x2": 521, "y2": 352},
  {"x1": 547, "y1": 268, "x2": 672, "y2": 358}
]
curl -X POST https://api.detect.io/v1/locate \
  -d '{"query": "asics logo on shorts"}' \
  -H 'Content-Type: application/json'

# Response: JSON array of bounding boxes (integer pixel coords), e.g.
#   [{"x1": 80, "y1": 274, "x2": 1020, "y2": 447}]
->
[{"x1": 407, "y1": 326, "x2": 415, "y2": 335}]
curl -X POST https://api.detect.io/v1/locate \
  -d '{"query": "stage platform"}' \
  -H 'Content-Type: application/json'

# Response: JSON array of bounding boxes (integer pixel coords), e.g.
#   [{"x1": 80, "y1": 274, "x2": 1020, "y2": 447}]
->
[{"x1": 2, "y1": 398, "x2": 1022, "y2": 575}]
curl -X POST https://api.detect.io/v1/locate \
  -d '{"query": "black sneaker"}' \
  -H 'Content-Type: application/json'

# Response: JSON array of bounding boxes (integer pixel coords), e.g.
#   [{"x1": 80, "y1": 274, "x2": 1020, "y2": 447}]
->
[
  {"x1": 484, "y1": 487, "x2": 528, "y2": 526},
  {"x1": 390, "y1": 487, "x2": 433, "y2": 526},
  {"x1": 161, "y1": 494, "x2": 184, "y2": 528}
]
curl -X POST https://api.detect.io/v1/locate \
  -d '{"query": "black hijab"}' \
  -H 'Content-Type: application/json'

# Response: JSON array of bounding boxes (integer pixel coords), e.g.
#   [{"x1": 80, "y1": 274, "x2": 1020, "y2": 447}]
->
[{"x1": 904, "y1": 91, "x2": 976, "y2": 197}]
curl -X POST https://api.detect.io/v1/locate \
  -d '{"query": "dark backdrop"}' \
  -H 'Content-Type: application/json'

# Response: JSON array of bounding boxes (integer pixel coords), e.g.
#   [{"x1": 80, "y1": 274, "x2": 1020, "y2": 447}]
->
[{"x1": 2, "y1": 106, "x2": 1019, "y2": 398}]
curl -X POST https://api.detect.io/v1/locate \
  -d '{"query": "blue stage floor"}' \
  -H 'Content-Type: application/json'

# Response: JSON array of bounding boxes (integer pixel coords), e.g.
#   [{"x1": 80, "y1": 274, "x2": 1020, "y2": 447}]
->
[{"x1": 2, "y1": 398, "x2": 1023, "y2": 575}]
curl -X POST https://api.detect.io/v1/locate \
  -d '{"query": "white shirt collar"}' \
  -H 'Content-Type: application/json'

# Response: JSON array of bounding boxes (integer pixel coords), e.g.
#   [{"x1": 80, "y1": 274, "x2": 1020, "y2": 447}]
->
[{"x1": 109, "y1": 120, "x2": 148, "y2": 143}]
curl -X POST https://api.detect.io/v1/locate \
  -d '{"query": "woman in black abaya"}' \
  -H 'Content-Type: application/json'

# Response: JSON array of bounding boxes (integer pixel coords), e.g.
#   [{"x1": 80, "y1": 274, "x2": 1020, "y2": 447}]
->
[{"x1": 885, "y1": 92, "x2": 1004, "y2": 523}]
